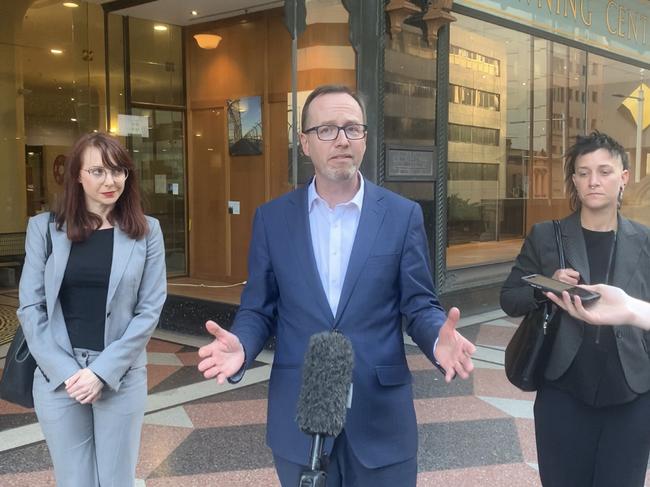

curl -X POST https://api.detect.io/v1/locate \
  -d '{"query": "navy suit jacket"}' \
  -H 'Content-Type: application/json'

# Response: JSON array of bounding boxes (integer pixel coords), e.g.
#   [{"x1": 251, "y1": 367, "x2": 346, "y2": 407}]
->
[{"x1": 232, "y1": 179, "x2": 447, "y2": 468}]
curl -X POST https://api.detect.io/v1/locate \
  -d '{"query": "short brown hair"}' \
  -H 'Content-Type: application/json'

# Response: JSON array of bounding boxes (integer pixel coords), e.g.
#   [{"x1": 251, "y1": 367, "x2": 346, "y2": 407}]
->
[
  {"x1": 564, "y1": 131, "x2": 629, "y2": 211},
  {"x1": 56, "y1": 132, "x2": 148, "y2": 241},
  {"x1": 301, "y1": 84, "x2": 366, "y2": 131}
]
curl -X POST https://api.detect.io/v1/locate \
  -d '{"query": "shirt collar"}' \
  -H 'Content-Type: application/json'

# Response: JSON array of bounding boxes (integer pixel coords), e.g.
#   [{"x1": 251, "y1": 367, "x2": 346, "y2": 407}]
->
[{"x1": 308, "y1": 172, "x2": 364, "y2": 212}]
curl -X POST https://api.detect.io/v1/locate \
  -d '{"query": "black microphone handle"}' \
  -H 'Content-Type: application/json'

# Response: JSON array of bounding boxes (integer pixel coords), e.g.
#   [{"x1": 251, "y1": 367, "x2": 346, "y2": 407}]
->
[{"x1": 309, "y1": 433, "x2": 325, "y2": 471}]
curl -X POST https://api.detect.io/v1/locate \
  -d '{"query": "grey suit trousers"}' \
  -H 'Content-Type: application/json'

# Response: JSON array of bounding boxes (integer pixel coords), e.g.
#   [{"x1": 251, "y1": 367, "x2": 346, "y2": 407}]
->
[{"x1": 33, "y1": 348, "x2": 147, "y2": 487}]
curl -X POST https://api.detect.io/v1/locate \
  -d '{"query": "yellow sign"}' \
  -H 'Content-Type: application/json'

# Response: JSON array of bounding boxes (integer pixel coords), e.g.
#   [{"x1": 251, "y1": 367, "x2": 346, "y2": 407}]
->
[{"x1": 620, "y1": 83, "x2": 650, "y2": 130}]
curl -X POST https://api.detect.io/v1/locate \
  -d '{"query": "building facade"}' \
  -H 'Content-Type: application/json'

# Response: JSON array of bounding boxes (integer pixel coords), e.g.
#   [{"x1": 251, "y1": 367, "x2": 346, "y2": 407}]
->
[{"x1": 1, "y1": 0, "x2": 649, "y2": 297}]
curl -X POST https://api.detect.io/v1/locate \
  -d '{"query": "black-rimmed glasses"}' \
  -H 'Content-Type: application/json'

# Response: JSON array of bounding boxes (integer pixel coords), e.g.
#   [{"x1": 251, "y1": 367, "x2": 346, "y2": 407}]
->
[
  {"x1": 303, "y1": 124, "x2": 367, "y2": 141},
  {"x1": 82, "y1": 166, "x2": 129, "y2": 182}
]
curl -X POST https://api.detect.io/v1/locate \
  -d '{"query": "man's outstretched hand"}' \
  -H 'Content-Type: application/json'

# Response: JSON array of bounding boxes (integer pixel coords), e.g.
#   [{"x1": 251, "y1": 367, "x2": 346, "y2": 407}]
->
[
  {"x1": 197, "y1": 320, "x2": 245, "y2": 384},
  {"x1": 433, "y1": 307, "x2": 476, "y2": 383}
]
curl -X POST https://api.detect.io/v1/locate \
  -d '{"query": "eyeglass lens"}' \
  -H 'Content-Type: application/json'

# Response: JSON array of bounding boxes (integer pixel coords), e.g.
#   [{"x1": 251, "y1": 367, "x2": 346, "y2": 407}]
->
[{"x1": 316, "y1": 124, "x2": 366, "y2": 140}]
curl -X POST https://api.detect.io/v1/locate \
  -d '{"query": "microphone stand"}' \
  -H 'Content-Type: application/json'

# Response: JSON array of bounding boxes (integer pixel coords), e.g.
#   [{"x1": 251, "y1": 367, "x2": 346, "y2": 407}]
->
[{"x1": 298, "y1": 433, "x2": 327, "y2": 487}]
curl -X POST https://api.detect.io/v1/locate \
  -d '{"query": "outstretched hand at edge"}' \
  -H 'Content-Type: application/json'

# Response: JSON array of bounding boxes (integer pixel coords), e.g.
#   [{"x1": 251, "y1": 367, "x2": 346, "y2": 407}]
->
[
  {"x1": 433, "y1": 307, "x2": 476, "y2": 383},
  {"x1": 197, "y1": 320, "x2": 246, "y2": 384}
]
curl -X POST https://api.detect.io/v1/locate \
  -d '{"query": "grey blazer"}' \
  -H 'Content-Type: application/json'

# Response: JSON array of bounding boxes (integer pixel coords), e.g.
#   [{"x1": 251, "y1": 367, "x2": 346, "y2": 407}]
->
[
  {"x1": 501, "y1": 211, "x2": 650, "y2": 394},
  {"x1": 17, "y1": 212, "x2": 167, "y2": 392}
]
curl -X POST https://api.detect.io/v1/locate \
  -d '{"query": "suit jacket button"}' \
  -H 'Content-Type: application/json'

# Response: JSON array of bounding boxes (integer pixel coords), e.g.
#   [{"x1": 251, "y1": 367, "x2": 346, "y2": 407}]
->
[{"x1": 616, "y1": 330, "x2": 623, "y2": 339}]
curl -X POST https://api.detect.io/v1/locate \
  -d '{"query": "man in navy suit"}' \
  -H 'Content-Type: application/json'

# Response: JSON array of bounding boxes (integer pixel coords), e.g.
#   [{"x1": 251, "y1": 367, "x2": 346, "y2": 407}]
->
[{"x1": 198, "y1": 84, "x2": 476, "y2": 486}]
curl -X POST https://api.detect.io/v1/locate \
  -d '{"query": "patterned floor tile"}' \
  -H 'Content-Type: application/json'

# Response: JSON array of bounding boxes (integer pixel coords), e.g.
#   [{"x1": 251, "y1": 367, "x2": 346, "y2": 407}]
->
[
  {"x1": 0, "y1": 443, "x2": 52, "y2": 475},
  {"x1": 515, "y1": 418, "x2": 538, "y2": 465},
  {"x1": 475, "y1": 324, "x2": 516, "y2": 348},
  {"x1": 478, "y1": 396, "x2": 534, "y2": 419},
  {"x1": 473, "y1": 368, "x2": 536, "y2": 401},
  {"x1": 144, "y1": 406, "x2": 194, "y2": 428},
  {"x1": 1, "y1": 309, "x2": 648, "y2": 486},
  {"x1": 414, "y1": 396, "x2": 509, "y2": 424},
  {"x1": 417, "y1": 463, "x2": 541, "y2": 486},
  {"x1": 412, "y1": 369, "x2": 474, "y2": 399},
  {"x1": 184, "y1": 399, "x2": 267, "y2": 428},
  {"x1": 136, "y1": 424, "x2": 194, "y2": 480},
  {"x1": 417, "y1": 418, "x2": 523, "y2": 471},
  {"x1": 144, "y1": 468, "x2": 280, "y2": 487},
  {"x1": 0, "y1": 412, "x2": 38, "y2": 433},
  {"x1": 147, "y1": 364, "x2": 183, "y2": 390},
  {"x1": 406, "y1": 354, "x2": 436, "y2": 371},
  {"x1": 0, "y1": 470, "x2": 56, "y2": 487},
  {"x1": 147, "y1": 339, "x2": 185, "y2": 354},
  {"x1": 148, "y1": 424, "x2": 273, "y2": 476}
]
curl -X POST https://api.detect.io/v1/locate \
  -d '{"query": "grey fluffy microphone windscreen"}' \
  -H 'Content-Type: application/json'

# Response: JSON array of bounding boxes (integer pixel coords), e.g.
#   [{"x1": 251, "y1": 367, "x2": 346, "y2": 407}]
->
[{"x1": 296, "y1": 332, "x2": 354, "y2": 437}]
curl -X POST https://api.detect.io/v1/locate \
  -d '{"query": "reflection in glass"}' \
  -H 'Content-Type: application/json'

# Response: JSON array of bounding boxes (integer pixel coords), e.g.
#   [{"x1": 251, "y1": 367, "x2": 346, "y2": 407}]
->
[
  {"x1": 384, "y1": 25, "x2": 437, "y2": 260},
  {"x1": 446, "y1": 15, "x2": 587, "y2": 267},
  {"x1": 588, "y1": 54, "x2": 650, "y2": 227},
  {"x1": 131, "y1": 109, "x2": 187, "y2": 275},
  {"x1": 129, "y1": 18, "x2": 184, "y2": 106},
  {"x1": 447, "y1": 15, "x2": 519, "y2": 263}
]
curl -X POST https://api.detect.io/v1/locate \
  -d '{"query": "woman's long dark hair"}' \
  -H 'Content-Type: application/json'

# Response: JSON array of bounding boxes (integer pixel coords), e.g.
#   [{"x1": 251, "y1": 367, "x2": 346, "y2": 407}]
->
[{"x1": 57, "y1": 132, "x2": 148, "y2": 241}]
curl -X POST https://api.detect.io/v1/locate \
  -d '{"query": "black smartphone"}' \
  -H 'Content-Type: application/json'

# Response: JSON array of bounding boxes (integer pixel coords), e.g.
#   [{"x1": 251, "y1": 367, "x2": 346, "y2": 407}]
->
[{"x1": 521, "y1": 274, "x2": 600, "y2": 303}]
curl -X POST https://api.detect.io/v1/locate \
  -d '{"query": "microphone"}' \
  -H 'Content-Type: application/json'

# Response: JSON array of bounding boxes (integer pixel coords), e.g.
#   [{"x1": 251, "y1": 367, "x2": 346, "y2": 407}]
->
[{"x1": 296, "y1": 331, "x2": 354, "y2": 487}]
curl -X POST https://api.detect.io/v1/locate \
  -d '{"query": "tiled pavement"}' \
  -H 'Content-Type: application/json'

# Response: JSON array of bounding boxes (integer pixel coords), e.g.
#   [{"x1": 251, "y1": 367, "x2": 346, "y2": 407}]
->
[{"x1": 2, "y1": 307, "x2": 650, "y2": 486}]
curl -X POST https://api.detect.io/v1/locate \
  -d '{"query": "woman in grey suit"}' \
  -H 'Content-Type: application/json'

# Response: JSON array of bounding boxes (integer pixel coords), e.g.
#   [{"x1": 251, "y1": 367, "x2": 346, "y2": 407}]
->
[
  {"x1": 18, "y1": 132, "x2": 167, "y2": 487},
  {"x1": 501, "y1": 132, "x2": 650, "y2": 487}
]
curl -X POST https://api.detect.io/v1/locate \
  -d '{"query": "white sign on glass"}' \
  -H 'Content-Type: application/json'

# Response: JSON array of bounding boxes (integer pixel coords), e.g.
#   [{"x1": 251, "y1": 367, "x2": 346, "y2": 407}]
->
[{"x1": 117, "y1": 114, "x2": 150, "y2": 137}]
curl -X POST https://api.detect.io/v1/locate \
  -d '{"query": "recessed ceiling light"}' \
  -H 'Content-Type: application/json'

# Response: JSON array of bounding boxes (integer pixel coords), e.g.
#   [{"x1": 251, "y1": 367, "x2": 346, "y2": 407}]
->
[
  {"x1": 63, "y1": 2, "x2": 79, "y2": 7},
  {"x1": 58, "y1": 86, "x2": 63, "y2": 90},
  {"x1": 70, "y1": 118, "x2": 77, "y2": 122},
  {"x1": 70, "y1": 97, "x2": 75, "y2": 101},
  {"x1": 154, "y1": 24, "x2": 168, "y2": 31},
  {"x1": 50, "y1": 49, "x2": 63, "y2": 55},
  {"x1": 191, "y1": 10, "x2": 198, "y2": 16}
]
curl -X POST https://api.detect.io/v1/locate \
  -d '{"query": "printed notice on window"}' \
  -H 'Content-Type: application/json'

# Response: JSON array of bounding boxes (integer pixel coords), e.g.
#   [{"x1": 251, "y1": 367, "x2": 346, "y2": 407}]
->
[
  {"x1": 386, "y1": 145, "x2": 436, "y2": 181},
  {"x1": 117, "y1": 114, "x2": 150, "y2": 137}
]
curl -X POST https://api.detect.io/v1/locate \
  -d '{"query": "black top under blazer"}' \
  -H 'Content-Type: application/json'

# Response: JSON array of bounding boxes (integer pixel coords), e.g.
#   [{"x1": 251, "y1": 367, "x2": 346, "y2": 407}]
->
[{"x1": 501, "y1": 211, "x2": 650, "y2": 394}]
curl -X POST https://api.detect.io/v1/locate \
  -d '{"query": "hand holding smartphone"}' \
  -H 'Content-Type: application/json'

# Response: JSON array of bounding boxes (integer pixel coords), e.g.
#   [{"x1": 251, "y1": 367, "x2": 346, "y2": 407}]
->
[{"x1": 521, "y1": 274, "x2": 600, "y2": 303}]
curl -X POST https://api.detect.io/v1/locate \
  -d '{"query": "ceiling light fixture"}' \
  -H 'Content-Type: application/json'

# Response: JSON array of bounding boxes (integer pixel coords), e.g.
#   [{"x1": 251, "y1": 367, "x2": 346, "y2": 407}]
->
[
  {"x1": 193, "y1": 33, "x2": 222, "y2": 49},
  {"x1": 191, "y1": 10, "x2": 198, "y2": 16},
  {"x1": 63, "y1": 2, "x2": 79, "y2": 7},
  {"x1": 154, "y1": 24, "x2": 168, "y2": 31},
  {"x1": 50, "y1": 49, "x2": 63, "y2": 55}
]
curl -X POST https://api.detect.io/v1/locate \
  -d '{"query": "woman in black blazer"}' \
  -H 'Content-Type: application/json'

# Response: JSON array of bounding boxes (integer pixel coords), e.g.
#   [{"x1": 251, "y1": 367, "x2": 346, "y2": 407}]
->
[{"x1": 501, "y1": 132, "x2": 650, "y2": 487}]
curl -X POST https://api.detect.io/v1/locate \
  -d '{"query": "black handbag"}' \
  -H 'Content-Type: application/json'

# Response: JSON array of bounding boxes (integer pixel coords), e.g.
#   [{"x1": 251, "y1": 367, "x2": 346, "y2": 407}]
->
[
  {"x1": 504, "y1": 220, "x2": 565, "y2": 392},
  {"x1": 0, "y1": 212, "x2": 53, "y2": 408}
]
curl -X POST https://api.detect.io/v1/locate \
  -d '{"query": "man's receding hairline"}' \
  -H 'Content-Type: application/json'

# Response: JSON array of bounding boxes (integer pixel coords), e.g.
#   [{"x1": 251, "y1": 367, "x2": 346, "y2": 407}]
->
[{"x1": 304, "y1": 92, "x2": 365, "y2": 127}]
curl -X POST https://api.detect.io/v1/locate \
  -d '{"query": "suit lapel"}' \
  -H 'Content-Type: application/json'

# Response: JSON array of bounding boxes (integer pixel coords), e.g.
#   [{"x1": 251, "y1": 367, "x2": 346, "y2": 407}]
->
[
  {"x1": 334, "y1": 182, "x2": 386, "y2": 325},
  {"x1": 611, "y1": 215, "x2": 643, "y2": 289},
  {"x1": 106, "y1": 225, "x2": 136, "y2": 306},
  {"x1": 49, "y1": 221, "x2": 71, "y2": 313},
  {"x1": 285, "y1": 185, "x2": 334, "y2": 322},
  {"x1": 561, "y1": 212, "x2": 591, "y2": 283}
]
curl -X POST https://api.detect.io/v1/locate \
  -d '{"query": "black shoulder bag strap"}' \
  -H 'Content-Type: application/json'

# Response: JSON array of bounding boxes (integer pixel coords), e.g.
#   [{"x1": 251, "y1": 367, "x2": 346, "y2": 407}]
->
[
  {"x1": 46, "y1": 212, "x2": 54, "y2": 258},
  {"x1": 544, "y1": 219, "x2": 566, "y2": 333}
]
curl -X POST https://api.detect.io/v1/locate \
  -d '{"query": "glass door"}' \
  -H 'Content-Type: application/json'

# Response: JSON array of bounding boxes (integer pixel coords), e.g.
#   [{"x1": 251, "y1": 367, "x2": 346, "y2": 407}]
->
[{"x1": 130, "y1": 108, "x2": 187, "y2": 275}]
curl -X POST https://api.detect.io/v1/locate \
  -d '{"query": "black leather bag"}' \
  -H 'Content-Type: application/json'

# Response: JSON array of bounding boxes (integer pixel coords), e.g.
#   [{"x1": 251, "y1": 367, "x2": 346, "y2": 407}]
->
[
  {"x1": 504, "y1": 220, "x2": 564, "y2": 392},
  {"x1": 0, "y1": 213, "x2": 53, "y2": 408}
]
